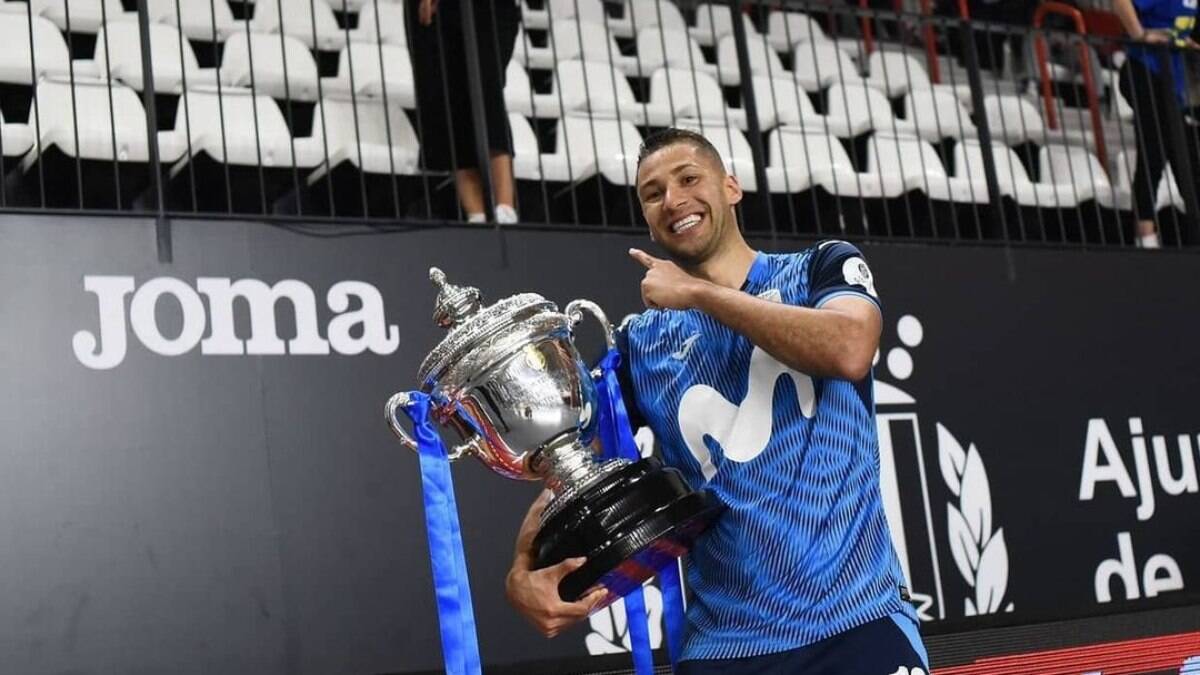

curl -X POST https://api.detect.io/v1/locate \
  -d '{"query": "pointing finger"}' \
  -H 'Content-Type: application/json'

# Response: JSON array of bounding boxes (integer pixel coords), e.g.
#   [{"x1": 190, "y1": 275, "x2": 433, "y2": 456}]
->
[{"x1": 628, "y1": 248, "x2": 660, "y2": 269}]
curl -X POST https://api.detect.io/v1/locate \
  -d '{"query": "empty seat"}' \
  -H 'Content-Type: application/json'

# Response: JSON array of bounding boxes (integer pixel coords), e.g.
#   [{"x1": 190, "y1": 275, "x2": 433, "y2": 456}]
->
[
  {"x1": 321, "y1": 42, "x2": 415, "y2": 107},
  {"x1": 689, "y1": 2, "x2": 759, "y2": 47},
  {"x1": 766, "y1": 126, "x2": 901, "y2": 198},
  {"x1": 553, "y1": 60, "x2": 671, "y2": 127},
  {"x1": 221, "y1": 32, "x2": 319, "y2": 101},
  {"x1": 512, "y1": 112, "x2": 598, "y2": 184},
  {"x1": 649, "y1": 68, "x2": 747, "y2": 130},
  {"x1": 824, "y1": 83, "x2": 896, "y2": 137},
  {"x1": 983, "y1": 94, "x2": 1046, "y2": 145},
  {"x1": 716, "y1": 33, "x2": 786, "y2": 86},
  {"x1": 896, "y1": 88, "x2": 976, "y2": 142},
  {"x1": 956, "y1": 140, "x2": 1083, "y2": 207},
  {"x1": 766, "y1": 10, "x2": 826, "y2": 52},
  {"x1": 0, "y1": 13, "x2": 70, "y2": 83},
  {"x1": 674, "y1": 120, "x2": 757, "y2": 191},
  {"x1": 24, "y1": 76, "x2": 167, "y2": 166},
  {"x1": 1040, "y1": 144, "x2": 1113, "y2": 208},
  {"x1": 94, "y1": 19, "x2": 218, "y2": 93},
  {"x1": 750, "y1": 76, "x2": 824, "y2": 131},
  {"x1": 160, "y1": 85, "x2": 321, "y2": 169},
  {"x1": 0, "y1": 108, "x2": 32, "y2": 157},
  {"x1": 791, "y1": 41, "x2": 864, "y2": 92},
  {"x1": 504, "y1": 61, "x2": 566, "y2": 119},
  {"x1": 556, "y1": 112, "x2": 642, "y2": 185},
  {"x1": 516, "y1": 19, "x2": 635, "y2": 75},
  {"x1": 521, "y1": 0, "x2": 609, "y2": 31},
  {"x1": 31, "y1": 0, "x2": 130, "y2": 33},
  {"x1": 147, "y1": 0, "x2": 246, "y2": 41},
  {"x1": 633, "y1": 26, "x2": 717, "y2": 80},
  {"x1": 307, "y1": 93, "x2": 419, "y2": 182},
  {"x1": 608, "y1": 0, "x2": 685, "y2": 38},
  {"x1": 866, "y1": 51, "x2": 930, "y2": 98},
  {"x1": 251, "y1": 0, "x2": 346, "y2": 51},
  {"x1": 350, "y1": 1, "x2": 406, "y2": 46},
  {"x1": 866, "y1": 133, "x2": 972, "y2": 203}
]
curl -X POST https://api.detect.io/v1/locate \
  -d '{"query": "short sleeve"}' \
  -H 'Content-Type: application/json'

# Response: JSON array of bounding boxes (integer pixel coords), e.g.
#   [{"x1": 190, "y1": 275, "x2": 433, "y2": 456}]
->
[
  {"x1": 614, "y1": 323, "x2": 648, "y2": 430},
  {"x1": 806, "y1": 240, "x2": 881, "y2": 309}
]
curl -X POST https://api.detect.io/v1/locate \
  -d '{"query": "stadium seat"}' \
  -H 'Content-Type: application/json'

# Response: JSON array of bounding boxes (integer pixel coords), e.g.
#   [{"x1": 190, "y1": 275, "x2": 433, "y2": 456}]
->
[
  {"x1": 0, "y1": 13, "x2": 71, "y2": 84},
  {"x1": 31, "y1": 0, "x2": 131, "y2": 34},
  {"x1": 716, "y1": 33, "x2": 787, "y2": 87},
  {"x1": 509, "y1": 111, "x2": 545, "y2": 181},
  {"x1": 633, "y1": 26, "x2": 717, "y2": 80},
  {"x1": 791, "y1": 40, "x2": 864, "y2": 92},
  {"x1": 250, "y1": 0, "x2": 347, "y2": 52},
  {"x1": 349, "y1": 1, "x2": 407, "y2": 46},
  {"x1": 504, "y1": 61, "x2": 566, "y2": 119},
  {"x1": 767, "y1": 125, "x2": 902, "y2": 198},
  {"x1": 649, "y1": 68, "x2": 747, "y2": 131},
  {"x1": 896, "y1": 88, "x2": 976, "y2": 142},
  {"x1": 521, "y1": 0, "x2": 608, "y2": 32},
  {"x1": 983, "y1": 94, "x2": 1047, "y2": 146},
  {"x1": 94, "y1": 19, "x2": 218, "y2": 93},
  {"x1": 516, "y1": 19, "x2": 635, "y2": 75},
  {"x1": 220, "y1": 32, "x2": 319, "y2": 101},
  {"x1": 608, "y1": 0, "x2": 686, "y2": 38},
  {"x1": 0, "y1": 109, "x2": 33, "y2": 157},
  {"x1": 306, "y1": 93, "x2": 420, "y2": 182},
  {"x1": 24, "y1": 76, "x2": 164, "y2": 166},
  {"x1": 554, "y1": 60, "x2": 672, "y2": 127},
  {"x1": 147, "y1": 0, "x2": 245, "y2": 42},
  {"x1": 750, "y1": 76, "x2": 824, "y2": 131},
  {"x1": 514, "y1": 112, "x2": 598, "y2": 184},
  {"x1": 1039, "y1": 144, "x2": 1111, "y2": 209},
  {"x1": 675, "y1": 120, "x2": 757, "y2": 191},
  {"x1": 766, "y1": 10, "x2": 826, "y2": 53},
  {"x1": 824, "y1": 82, "x2": 896, "y2": 137},
  {"x1": 689, "y1": 2, "x2": 760, "y2": 47},
  {"x1": 956, "y1": 140, "x2": 1083, "y2": 207},
  {"x1": 321, "y1": 42, "x2": 415, "y2": 108},
  {"x1": 1116, "y1": 149, "x2": 1186, "y2": 213},
  {"x1": 865, "y1": 50, "x2": 930, "y2": 99},
  {"x1": 559, "y1": 112, "x2": 642, "y2": 186},
  {"x1": 866, "y1": 132, "x2": 971, "y2": 203}
]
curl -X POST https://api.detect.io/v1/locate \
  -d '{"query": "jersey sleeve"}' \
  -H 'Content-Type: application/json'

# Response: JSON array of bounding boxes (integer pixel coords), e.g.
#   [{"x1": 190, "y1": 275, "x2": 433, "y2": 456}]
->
[
  {"x1": 806, "y1": 240, "x2": 881, "y2": 309},
  {"x1": 614, "y1": 322, "x2": 648, "y2": 431}
]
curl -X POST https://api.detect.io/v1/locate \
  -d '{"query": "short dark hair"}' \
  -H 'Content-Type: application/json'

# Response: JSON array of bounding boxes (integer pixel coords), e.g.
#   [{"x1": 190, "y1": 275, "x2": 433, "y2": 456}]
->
[{"x1": 636, "y1": 128, "x2": 725, "y2": 175}]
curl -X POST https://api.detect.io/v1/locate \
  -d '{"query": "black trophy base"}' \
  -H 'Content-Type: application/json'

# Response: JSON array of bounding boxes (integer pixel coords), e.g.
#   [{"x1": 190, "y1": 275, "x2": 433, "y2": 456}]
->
[{"x1": 533, "y1": 457, "x2": 724, "y2": 604}]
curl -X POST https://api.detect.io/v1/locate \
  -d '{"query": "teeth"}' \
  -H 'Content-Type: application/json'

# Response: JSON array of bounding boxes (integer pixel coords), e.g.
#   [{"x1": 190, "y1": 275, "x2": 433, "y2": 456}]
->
[{"x1": 671, "y1": 214, "x2": 701, "y2": 233}]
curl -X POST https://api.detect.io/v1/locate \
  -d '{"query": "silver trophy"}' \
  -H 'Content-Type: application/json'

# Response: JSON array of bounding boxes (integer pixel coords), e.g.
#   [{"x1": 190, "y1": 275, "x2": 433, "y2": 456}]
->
[{"x1": 386, "y1": 268, "x2": 722, "y2": 605}]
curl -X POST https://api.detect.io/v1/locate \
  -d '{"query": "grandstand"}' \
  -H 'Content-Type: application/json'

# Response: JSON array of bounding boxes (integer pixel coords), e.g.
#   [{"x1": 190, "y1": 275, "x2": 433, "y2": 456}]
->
[{"x1": 0, "y1": 0, "x2": 1194, "y2": 245}]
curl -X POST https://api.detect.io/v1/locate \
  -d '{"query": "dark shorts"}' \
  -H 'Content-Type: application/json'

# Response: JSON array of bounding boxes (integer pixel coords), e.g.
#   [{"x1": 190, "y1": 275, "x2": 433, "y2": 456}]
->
[{"x1": 676, "y1": 614, "x2": 928, "y2": 675}]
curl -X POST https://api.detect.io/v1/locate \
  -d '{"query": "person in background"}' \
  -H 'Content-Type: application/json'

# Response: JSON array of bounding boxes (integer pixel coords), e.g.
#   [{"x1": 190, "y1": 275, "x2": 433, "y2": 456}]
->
[
  {"x1": 1113, "y1": 0, "x2": 1199, "y2": 248},
  {"x1": 407, "y1": 0, "x2": 521, "y2": 224}
]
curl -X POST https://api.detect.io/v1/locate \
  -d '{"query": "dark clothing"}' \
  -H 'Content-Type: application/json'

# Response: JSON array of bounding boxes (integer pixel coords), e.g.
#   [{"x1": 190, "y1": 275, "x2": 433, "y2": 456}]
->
[
  {"x1": 406, "y1": 0, "x2": 520, "y2": 171},
  {"x1": 1120, "y1": 57, "x2": 1193, "y2": 220}
]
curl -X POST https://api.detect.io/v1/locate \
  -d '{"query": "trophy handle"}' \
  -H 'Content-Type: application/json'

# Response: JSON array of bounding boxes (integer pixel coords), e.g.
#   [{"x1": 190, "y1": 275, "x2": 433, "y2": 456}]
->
[
  {"x1": 384, "y1": 392, "x2": 475, "y2": 461},
  {"x1": 564, "y1": 299, "x2": 615, "y2": 349}
]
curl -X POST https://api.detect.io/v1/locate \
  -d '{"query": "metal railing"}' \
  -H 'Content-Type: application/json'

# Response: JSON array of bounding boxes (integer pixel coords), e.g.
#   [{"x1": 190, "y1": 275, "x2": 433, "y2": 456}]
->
[{"x1": 0, "y1": 0, "x2": 1196, "y2": 250}]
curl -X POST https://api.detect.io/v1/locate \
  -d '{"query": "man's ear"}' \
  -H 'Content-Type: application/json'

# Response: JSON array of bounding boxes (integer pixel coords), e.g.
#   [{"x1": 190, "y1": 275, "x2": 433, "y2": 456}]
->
[{"x1": 724, "y1": 173, "x2": 744, "y2": 206}]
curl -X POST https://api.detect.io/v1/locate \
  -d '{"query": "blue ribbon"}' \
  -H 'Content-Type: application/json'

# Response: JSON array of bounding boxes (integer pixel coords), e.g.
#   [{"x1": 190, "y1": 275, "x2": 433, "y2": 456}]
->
[
  {"x1": 398, "y1": 392, "x2": 482, "y2": 675},
  {"x1": 594, "y1": 349, "x2": 688, "y2": 672}
]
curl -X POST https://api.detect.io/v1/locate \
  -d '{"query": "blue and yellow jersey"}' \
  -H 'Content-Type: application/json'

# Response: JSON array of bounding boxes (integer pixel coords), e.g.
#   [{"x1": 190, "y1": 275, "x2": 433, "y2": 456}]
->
[{"x1": 1128, "y1": 0, "x2": 1198, "y2": 102}]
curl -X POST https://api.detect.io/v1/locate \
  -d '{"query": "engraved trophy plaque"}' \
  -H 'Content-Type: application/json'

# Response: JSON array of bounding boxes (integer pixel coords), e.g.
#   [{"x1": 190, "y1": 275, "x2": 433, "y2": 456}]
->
[{"x1": 386, "y1": 269, "x2": 723, "y2": 606}]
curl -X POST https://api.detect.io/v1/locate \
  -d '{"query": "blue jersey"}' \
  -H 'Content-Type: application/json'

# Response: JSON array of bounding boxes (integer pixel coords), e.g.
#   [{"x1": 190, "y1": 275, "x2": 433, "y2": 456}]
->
[
  {"x1": 620, "y1": 242, "x2": 913, "y2": 661},
  {"x1": 1127, "y1": 0, "x2": 1198, "y2": 102}
]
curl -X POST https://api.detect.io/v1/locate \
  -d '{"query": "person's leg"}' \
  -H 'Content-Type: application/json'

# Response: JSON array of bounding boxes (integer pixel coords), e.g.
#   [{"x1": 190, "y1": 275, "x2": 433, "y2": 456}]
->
[
  {"x1": 1120, "y1": 59, "x2": 1169, "y2": 247},
  {"x1": 491, "y1": 152, "x2": 517, "y2": 223},
  {"x1": 454, "y1": 168, "x2": 487, "y2": 223}
]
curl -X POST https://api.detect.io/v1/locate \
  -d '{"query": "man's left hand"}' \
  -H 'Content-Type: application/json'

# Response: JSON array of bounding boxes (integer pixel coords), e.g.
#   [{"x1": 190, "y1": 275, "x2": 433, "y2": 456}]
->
[{"x1": 629, "y1": 248, "x2": 709, "y2": 310}]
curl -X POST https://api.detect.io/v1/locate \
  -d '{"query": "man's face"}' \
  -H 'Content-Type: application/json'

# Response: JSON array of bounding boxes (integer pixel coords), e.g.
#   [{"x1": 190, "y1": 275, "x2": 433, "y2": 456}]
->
[{"x1": 636, "y1": 142, "x2": 743, "y2": 266}]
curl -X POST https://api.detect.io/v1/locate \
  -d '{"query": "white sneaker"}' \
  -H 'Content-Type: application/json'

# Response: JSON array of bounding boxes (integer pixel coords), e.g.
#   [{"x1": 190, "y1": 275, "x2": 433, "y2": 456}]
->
[{"x1": 495, "y1": 204, "x2": 519, "y2": 225}]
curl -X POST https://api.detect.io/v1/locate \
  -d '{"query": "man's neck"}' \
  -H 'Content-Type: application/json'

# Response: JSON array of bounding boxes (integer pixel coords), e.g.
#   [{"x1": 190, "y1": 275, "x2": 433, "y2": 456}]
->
[{"x1": 685, "y1": 238, "x2": 758, "y2": 290}]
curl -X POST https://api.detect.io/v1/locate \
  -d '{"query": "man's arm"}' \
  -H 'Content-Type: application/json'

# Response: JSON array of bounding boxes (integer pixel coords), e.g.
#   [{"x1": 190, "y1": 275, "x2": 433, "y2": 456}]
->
[{"x1": 630, "y1": 248, "x2": 881, "y2": 381}]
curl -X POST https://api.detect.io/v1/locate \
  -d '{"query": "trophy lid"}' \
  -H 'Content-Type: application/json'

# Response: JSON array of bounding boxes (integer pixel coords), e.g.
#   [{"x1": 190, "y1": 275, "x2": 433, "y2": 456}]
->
[{"x1": 419, "y1": 268, "x2": 560, "y2": 387}]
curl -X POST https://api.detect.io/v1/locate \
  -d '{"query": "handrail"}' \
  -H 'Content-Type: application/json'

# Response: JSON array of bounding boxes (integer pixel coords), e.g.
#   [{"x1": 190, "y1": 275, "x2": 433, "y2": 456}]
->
[{"x1": 1033, "y1": 1, "x2": 1109, "y2": 173}]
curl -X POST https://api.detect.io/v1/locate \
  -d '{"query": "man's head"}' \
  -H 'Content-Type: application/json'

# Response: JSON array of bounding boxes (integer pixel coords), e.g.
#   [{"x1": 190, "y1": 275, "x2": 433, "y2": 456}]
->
[{"x1": 635, "y1": 128, "x2": 744, "y2": 267}]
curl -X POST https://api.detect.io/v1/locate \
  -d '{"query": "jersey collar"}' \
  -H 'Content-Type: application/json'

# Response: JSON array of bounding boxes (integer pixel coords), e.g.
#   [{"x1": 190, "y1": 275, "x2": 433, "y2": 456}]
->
[{"x1": 739, "y1": 250, "x2": 770, "y2": 292}]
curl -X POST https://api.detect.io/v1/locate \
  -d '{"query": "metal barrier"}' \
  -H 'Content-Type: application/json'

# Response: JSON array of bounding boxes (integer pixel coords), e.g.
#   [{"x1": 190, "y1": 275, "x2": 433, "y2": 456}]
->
[{"x1": 0, "y1": 0, "x2": 1196, "y2": 250}]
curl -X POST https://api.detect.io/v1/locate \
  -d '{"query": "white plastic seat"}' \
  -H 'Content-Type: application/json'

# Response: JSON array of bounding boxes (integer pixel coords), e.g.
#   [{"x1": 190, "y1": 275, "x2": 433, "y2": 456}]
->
[
  {"x1": 896, "y1": 88, "x2": 976, "y2": 142},
  {"x1": 632, "y1": 26, "x2": 717, "y2": 80},
  {"x1": 824, "y1": 83, "x2": 896, "y2": 137},
  {"x1": 220, "y1": 32, "x2": 319, "y2": 101},
  {"x1": 510, "y1": 111, "x2": 547, "y2": 181},
  {"x1": 350, "y1": 1, "x2": 406, "y2": 46},
  {"x1": 94, "y1": 19, "x2": 218, "y2": 93},
  {"x1": 674, "y1": 120, "x2": 757, "y2": 191},
  {"x1": 766, "y1": 126, "x2": 899, "y2": 198},
  {"x1": 866, "y1": 51, "x2": 930, "y2": 98},
  {"x1": 24, "y1": 76, "x2": 175, "y2": 169},
  {"x1": 250, "y1": 0, "x2": 346, "y2": 51},
  {"x1": 716, "y1": 33, "x2": 785, "y2": 87},
  {"x1": 555, "y1": 60, "x2": 671, "y2": 127},
  {"x1": 689, "y1": 3, "x2": 759, "y2": 47},
  {"x1": 504, "y1": 61, "x2": 565, "y2": 119},
  {"x1": 766, "y1": 10, "x2": 826, "y2": 52},
  {"x1": 0, "y1": 107, "x2": 32, "y2": 157},
  {"x1": 32, "y1": 0, "x2": 131, "y2": 33},
  {"x1": 513, "y1": 112, "x2": 598, "y2": 183},
  {"x1": 749, "y1": 75, "x2": 826, "y2": 132},
  {"x1": 608, "y1": 0, "x2": 685, "y2": 38},
  {"x1": 1115, "y1": 149, "x2": 1186, "y2": 213},
  {"x1": 0, "y1": 13, "x2": 70, "y2": 84},
  {"x1": 307, "y1": 93, "x2": 419, "y2": 183},
  {"x1": 521, "y1": 0, "x2": 608, "y2": 31},
  {"x1": 956, "y1": 140, "x2": 1083, "y2": 207},
  {"x1": 558, "y1": 112, "x2": 642, "y2": 185},
  {"x1": 649, "y1": 68, "x2": 746, "y2": 130},
  {"x1": 147, "y1": 0, "x2": 246, "y2": 41},
  {"x1": 791, "y1": 40, "x2": 864, "y2": 92},
  {"x1": 517, "y1": 19, "x2": 635, "y2": 75},
  {"x1": 321, "y1": 42, "x2": 414, "y2": 107},
  {"x1": 867, "y1": 133, "x2": 969, "y2": 203},
  {"x1": 160, "y1": 86, "x2": 321, "y2": 169},
  {"x1": 983, "y1": 94, "x2": 1046, "y2": 146}
]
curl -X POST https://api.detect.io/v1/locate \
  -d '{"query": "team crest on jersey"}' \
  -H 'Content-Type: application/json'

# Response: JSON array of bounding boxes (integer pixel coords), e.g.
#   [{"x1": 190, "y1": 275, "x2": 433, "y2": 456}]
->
[
  {"x1": 843, "y1": 257, "x2": 879, "y2": 298},
  {"x1": 875, "y1": 315, "x2": 1013, "y2": 622}
]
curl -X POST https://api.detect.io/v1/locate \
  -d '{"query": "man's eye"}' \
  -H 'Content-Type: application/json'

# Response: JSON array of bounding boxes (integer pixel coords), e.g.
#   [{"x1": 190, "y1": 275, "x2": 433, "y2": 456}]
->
[{"x1": 683, "y1": 175, "x2": 698, "y2": 185}]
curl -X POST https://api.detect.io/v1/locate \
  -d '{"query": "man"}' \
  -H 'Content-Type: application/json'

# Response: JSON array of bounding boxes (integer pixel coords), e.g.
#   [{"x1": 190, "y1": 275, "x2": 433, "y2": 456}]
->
[{"x1": 505, "y1": 128, "x2": 928, "y2": 673}]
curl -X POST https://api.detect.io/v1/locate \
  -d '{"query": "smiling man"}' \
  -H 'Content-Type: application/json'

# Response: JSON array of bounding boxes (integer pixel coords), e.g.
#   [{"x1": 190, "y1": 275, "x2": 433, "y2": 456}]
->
[{"x1": 505, "y1": 128, "x2": 928, "y2": 674}]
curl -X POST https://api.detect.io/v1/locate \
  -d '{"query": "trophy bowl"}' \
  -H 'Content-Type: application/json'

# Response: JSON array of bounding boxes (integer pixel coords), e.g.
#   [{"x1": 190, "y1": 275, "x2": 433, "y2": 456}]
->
[{"x1": 386, "y1": 268, "x2": 724, "y2": 606}]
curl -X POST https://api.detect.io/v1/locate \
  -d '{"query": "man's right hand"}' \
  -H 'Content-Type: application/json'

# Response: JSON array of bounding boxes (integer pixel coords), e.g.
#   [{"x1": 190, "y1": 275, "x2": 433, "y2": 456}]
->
[{"x1": 505, "y1": 490, "x2": 607, "y2": 637}]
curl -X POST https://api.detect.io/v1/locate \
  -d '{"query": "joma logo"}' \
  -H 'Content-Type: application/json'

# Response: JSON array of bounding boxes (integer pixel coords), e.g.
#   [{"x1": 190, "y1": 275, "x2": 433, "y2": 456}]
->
[{"x1": 73, "y1": 276, "x2": 400, "y2": 370}]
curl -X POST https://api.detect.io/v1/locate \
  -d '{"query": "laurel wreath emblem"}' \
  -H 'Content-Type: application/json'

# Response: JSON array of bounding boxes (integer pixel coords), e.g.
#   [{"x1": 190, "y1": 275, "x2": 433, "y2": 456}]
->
[
  {"x1": 584, "y1": 583, "x2": 664, "y2": 655},
  {"x1": 937, "y1": 423, "x2": 1014, "y2": 615}
]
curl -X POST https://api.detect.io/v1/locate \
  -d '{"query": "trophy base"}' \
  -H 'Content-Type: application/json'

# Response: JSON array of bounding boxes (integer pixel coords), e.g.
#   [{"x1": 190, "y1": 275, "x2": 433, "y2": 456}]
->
[{"x1": 533, "y1": 457, "x2": 725, "y2": 604}]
